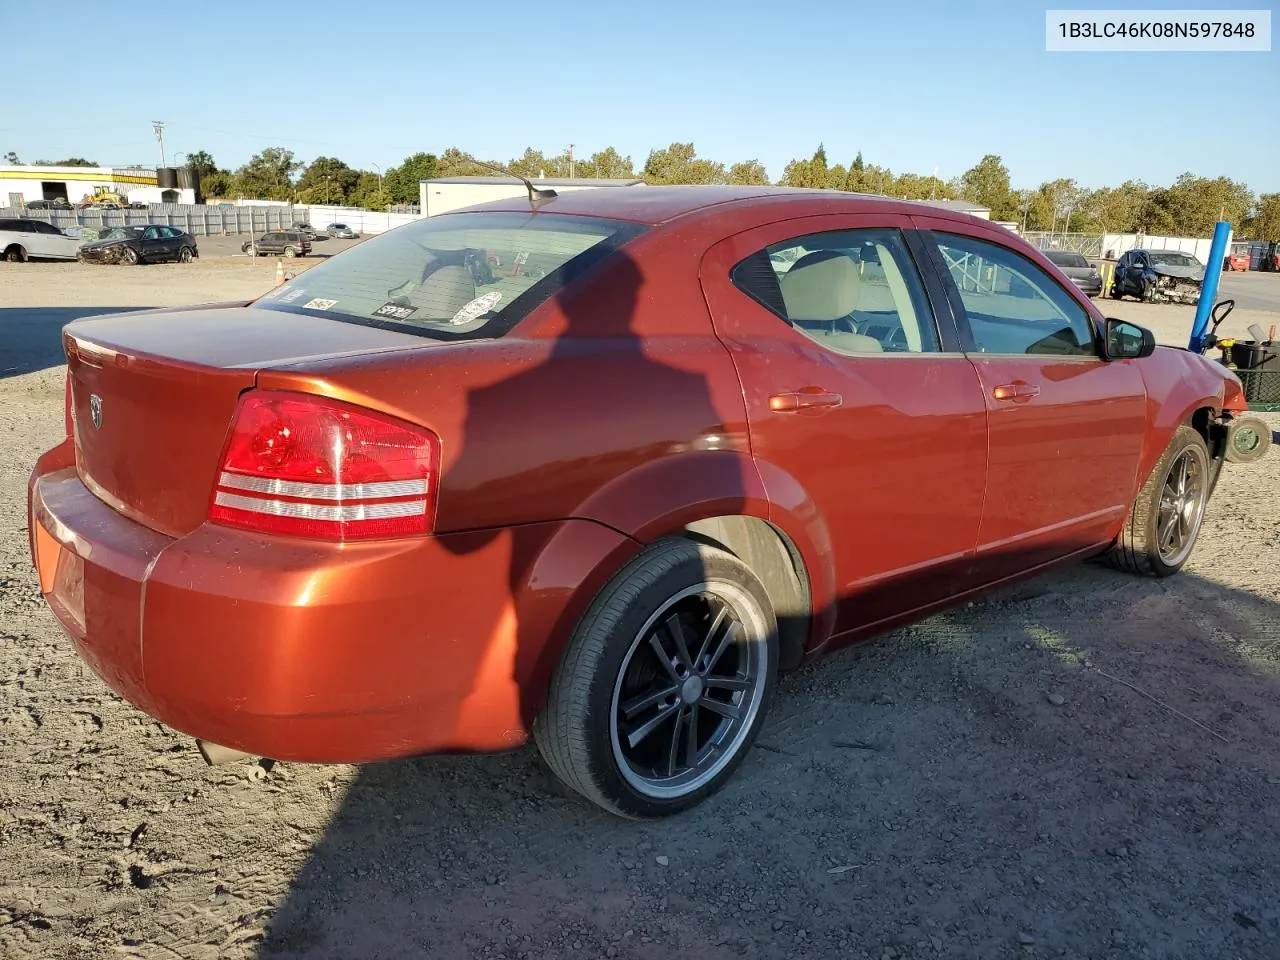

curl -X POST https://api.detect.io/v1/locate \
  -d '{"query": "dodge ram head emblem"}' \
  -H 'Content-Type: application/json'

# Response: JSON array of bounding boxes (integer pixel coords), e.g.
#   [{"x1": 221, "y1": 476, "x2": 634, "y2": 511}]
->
[{"x1": 89, "y1": 394, "x2": 102, "y2": 429}]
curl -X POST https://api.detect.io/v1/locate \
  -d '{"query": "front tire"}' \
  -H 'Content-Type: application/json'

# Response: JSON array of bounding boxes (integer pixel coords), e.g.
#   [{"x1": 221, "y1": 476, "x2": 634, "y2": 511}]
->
[
  {"x1": 283, "y1": 246, "x2": 297, "y2": 258},
  {"x1": 534, "y1": 538, "x2": 778, "y2": 819},
  {"x1": 121, "y1": 247, "x2": 139, "y2": 266},
  {"x1": 1105, "y1": 425, "x2": 1211, "y2": 577}
]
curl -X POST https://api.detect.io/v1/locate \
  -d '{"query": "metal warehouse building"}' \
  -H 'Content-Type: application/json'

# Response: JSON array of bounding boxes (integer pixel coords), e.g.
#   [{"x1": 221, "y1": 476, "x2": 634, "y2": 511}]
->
[
  {"x1": 419, "y1": 176, "x2": 646, "y2": 216},
  {"x1": 0, "y1": 165, "x2": 197, "y2": 208}
]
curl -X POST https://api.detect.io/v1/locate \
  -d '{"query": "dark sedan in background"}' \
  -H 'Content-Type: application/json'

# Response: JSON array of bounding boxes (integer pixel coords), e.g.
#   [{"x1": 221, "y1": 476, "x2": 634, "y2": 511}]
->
[
  {"x1": 77, "y1": 225, "x2": 199, "y2": 266},
  {"x1": 1043, "y1": 249, "x2": 1103, "y2": 297}
]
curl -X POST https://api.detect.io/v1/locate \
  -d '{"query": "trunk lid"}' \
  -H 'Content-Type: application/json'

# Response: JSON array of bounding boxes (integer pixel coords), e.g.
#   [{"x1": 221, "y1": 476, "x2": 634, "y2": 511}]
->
[{"x1": 65, "y1": 306, "x2": 434, "y2": 537}]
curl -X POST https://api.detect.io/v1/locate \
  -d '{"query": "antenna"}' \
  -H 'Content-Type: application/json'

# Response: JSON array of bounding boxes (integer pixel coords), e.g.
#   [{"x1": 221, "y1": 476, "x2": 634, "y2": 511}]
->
[{"x1": 462, "y1": 154, "x2": 557, "y2": 205}]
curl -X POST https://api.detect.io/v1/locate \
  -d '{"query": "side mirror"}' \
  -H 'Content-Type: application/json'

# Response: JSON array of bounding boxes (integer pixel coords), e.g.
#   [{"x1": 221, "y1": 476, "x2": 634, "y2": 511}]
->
[{"x1": 1103, "y1": 318, "x2": 1156, "y2": 360}]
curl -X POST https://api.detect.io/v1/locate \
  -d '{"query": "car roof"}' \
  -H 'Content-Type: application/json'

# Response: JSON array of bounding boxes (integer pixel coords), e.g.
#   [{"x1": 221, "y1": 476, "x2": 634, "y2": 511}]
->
[{"x1": 452, "y1": 184, "x2": 984, "y2": 227}]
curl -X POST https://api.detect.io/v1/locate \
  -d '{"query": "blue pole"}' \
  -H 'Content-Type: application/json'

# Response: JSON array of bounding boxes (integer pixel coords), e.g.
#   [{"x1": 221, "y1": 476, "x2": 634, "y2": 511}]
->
[{"x1": 1188, "y1": 220, "x2": 1232, "y2": 352}]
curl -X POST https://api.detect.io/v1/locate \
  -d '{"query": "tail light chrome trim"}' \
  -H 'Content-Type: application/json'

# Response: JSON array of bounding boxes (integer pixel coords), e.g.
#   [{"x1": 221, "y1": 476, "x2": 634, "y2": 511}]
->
[
  {"x1": 217, "y1": 471, "x2": 428, "y2": 502},
  {"x1": 213, "y1": 490, "x2": 426, "y2": 522}
]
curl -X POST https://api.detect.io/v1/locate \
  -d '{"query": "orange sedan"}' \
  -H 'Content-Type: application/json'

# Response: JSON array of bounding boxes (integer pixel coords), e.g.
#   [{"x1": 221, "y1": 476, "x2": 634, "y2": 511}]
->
[{"x1": 28, "y1": 186, "x2": 1270, "y2": 818}]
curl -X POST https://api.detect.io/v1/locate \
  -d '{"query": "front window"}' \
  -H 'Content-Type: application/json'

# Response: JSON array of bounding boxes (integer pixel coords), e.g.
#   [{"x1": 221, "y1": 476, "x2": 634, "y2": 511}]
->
[{"x1": 255, "y1": 211, "x2": 645, "y2": 340}]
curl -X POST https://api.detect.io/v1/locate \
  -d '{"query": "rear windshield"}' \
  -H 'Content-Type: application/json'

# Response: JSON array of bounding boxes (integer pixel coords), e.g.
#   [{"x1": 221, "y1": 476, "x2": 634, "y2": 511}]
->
[
  {"x1": 1045, "y1": 250, "x2": 1089, "y2": 268},
  {"x1": 254, "y1": 211, "x2": 644, "y2": 340},
  {"x1": 1149, "y1": 252, "x2": 1201, "y2": 267}
]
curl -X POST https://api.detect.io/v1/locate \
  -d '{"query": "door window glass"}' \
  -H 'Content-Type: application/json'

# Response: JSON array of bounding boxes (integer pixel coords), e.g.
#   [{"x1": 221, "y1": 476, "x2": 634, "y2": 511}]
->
[
  {"x1": 732, "y1": 228, "x2": 941, "y2": 355},
  {"x1": 932, "y1": 232, "x2": 1096, "y2": 357}
]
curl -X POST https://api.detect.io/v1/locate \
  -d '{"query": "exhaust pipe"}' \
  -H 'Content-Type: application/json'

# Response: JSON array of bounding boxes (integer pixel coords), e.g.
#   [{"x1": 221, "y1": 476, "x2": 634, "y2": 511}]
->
[{"x1": 196, "y1": 739, "x2": 252, "y2": 766}]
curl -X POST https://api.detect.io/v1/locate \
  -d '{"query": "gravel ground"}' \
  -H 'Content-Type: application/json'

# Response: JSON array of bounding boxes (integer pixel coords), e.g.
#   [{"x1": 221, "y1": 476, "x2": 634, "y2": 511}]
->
[{"x1": 2, "y1": 263, "x2": 1279, "y2": 960}]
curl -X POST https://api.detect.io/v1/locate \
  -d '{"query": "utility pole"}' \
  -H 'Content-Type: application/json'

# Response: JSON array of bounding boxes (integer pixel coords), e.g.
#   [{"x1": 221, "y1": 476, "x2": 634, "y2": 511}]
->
[
  {"x1": 151, "y1": 121, "x2": 166, "y2": 167},
  {"x1": 567, "y1": 143, "x2": 574, "y2": 179}
]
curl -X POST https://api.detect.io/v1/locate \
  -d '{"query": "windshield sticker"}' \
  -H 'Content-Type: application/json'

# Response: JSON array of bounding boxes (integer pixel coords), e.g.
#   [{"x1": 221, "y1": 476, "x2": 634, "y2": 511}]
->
[
  {"x1": 278, "y1": 287, "x2": 306, "y2": 303},
  {"x1": 303, "y1": 298, "x2": 338, "y2": 311},
  {"x1": 450, "y1": 291, "x2": 502, "y2": 325},
  {"x1": 373, "y1": 301, "x2": 418, "y2": 321}
]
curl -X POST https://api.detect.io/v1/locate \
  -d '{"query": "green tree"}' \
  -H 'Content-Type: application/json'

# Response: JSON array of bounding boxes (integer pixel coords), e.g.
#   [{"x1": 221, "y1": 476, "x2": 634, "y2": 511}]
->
[
  {"x1": 201, "y1": 171, "x2": 235, "y2": 199},
  {"x1": 3, "y1": 151, "x2": 19, "y2": 164},
  {"x1": 587, "y1": 147, "x2": 634, "y2": 179},
  {"x1": 435, "y1": 148, "x2": 496, "y2": 178},
  {"x1": 960, "y1": 154, "x2": 1015, "y2": 220},
  {"x1": 184, "y1": 151, "x2": 219, "y2": 178},
  {"x1": 641, "y1": 143, "x2": 726, "y2": 184},
  {"x1": 55, "y1": 157, "x2": 97, "y2": 167},
  {"x1": 781, "y1": 144, "x2": 831, "y2": 189},
  {"x1": 508, "y1": 147, "x2": 552, "y2": 178},
  {"x1": 726, "y1": 160, "x2": 769, "y2": 185},
  {"x1": 297, "y1": 156, "x2": 359, "y2": 205},
  {"x1": 232, "y1": 147, "x2": 301, "y2": 201},
  {"x1": 1156, "y1": 173, "x2": 1254, "y2": 234},
  {"x1": 1078, "y1": 180, "x2": 1149, "y2": 233},
  {"x1": 1245, "y1": 193, "x2": 1280, "y2": 241},
  {"x1": 347, "y1": 171, "x2": 387, "y2": 211},
  {"x1": 384, "y1": 152, "x2": 439, "y2": 205}
]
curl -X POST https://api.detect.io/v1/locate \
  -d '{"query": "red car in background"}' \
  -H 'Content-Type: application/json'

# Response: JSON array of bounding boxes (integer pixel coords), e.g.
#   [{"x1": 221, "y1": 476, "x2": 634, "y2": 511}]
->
[{"x1": 28, "y1": 186, "x2": 1269, "y2": 818}]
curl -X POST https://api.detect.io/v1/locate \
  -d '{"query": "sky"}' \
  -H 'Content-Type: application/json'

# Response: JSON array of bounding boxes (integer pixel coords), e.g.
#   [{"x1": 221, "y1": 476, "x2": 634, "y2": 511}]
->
[{"x1": 2, "y1": 0, "x2": 1276, "y2": 191}]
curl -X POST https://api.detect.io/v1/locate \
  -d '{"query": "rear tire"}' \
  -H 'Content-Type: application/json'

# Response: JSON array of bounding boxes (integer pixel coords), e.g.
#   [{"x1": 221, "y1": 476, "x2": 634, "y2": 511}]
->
[
  {"x1": 283, "y1": 246, "x2": 297, "y2": 258},
  {"x1": 1104, "y1": 425, "x2": 1211, "y2": 577},
  {"x1": 4, "y1": 244, "x2": 27, "y2": 263},
  {"x1": 178, "y1": 246, "x2": 193, "y2": 263},
  {"x1": 534, "y1": 538, "x2": 778, "y2": 819}
]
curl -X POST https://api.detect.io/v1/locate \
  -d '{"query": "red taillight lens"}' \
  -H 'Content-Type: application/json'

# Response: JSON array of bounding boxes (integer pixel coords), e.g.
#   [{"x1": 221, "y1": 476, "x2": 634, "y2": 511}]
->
[{"x1": 209, "y1": 390, "x2": 440, "y2": 541}]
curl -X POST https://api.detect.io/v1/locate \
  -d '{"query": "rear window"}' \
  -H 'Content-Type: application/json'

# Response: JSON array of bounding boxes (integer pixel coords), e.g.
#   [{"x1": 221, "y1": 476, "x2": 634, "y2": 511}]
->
[
  {"x1": 254, "y1": 211, "x2": 645, "y2": 340},
  {"x1": 1045, "y1": 250, "x2": 1089, "y2": 268}
]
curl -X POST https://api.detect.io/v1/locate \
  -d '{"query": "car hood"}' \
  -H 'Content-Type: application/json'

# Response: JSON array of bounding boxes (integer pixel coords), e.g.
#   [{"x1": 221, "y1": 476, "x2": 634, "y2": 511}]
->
[
  {"x1": 1057, "y1": 265, "x2": 1099, "y2": 279},
  {"x1": 80, "y1": 237, "x2": 134, "y2": 250},
  {"x1": 1150, "y1": 263, "x2": 1205, "y2": 282}
]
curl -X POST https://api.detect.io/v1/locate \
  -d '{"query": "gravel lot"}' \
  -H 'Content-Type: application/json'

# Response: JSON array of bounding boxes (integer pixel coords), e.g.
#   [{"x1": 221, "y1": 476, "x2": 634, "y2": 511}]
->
[{"x1": 2, "y1": 259, "x2": 1279, "y2": 960}]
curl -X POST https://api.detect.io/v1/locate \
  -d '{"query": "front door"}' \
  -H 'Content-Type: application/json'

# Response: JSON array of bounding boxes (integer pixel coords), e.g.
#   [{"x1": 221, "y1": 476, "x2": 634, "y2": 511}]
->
[
  {"x1": 912, "y1": 219, "x2": 1148, "y2": 580},
  {"x1": 700, "y1": 214, "x2": 989, "y2": 645}
]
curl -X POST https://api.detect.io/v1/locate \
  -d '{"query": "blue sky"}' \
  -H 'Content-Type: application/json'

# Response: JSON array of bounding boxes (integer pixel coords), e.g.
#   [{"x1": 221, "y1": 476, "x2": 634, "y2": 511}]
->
[{"x1": 2, "y1": 0, "x2": 1275, "y2": 191}]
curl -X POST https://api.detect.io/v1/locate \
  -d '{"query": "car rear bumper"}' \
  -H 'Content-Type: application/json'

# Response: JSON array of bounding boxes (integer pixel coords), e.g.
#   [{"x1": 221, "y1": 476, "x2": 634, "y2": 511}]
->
[
  {"x1": 29, "y1": 452, "x2": 632, "y2": 763},
  {"x1": 1070, "y1": 277, "x2": 1103, "y2": 296}
]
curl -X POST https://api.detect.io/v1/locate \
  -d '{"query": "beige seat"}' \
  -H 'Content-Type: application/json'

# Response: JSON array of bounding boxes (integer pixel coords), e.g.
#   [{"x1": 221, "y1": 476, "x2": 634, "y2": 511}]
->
[{"x1": 779, "y1": 251, "x2": 883, "y2": 354}]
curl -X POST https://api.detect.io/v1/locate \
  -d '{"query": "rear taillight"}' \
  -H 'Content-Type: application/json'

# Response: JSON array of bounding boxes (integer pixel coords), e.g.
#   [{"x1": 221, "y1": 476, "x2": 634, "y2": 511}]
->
[{"x1": 209, "y1": 390, "x2": 440, "y2": 541}]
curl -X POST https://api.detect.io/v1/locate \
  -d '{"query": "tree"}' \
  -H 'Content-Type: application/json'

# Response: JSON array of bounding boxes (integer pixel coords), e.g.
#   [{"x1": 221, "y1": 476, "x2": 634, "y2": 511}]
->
[
  {"x1": 1245, "y1": 193, "x2": 1280, "y2": 241},
  {"x1": 384, "y1": 152, "x2": 439, "y2": 205},
  {"x1": 435, "y1": 148, "x2": 496, "y2": 178},
  {"x1": 348, "y1": 171, "x2": 387, "y2": 211},
  {"x1": 727, "y1": 160, "x2": 770, "y2": 185},
  {"x1": 508, "y1": 147, "x2": 552, "y2": 178},
  {"x1": 185, "y1": 151, "x2": 219, "y2": 178},
  {"x1": 201, "y1": 171, "x2": 235, "y2": 199},
  {"x1": 1155, "y1": 173, "x2": 1254, "y2": 235},
  {"x1": 587, "y1": 147, "x2": 634, "y2": 179},
  {"x1": 3, "y1": 151, "x2": 19, "y2": 164},
  {"x1": 960, "y1": 154, "x2": 1015, "y2": 220},
  {"x1": 641, "y1": 143, "x2": 726, "y2": 185},
  {"x1": 297, "y1": 156, "x2": 359, "y2": 205},
  {"x1": 55, "y1": 157, "x2": 97, "y2": 167},
  {"x1": 232, "y1": 147, "x2": 301, "y2": 201},
  {"x1": 781, "y1": 144, "x2": 831, "y2": 189}
]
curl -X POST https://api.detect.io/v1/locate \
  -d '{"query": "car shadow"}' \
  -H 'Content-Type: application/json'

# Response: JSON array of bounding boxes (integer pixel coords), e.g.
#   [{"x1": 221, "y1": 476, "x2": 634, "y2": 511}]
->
[
  {"x1": 0, "y1": 307, "x2": 158, "y2": 378},
  {"x1": 254, "y1": 558, "x2": 1280, "y2": 959}
]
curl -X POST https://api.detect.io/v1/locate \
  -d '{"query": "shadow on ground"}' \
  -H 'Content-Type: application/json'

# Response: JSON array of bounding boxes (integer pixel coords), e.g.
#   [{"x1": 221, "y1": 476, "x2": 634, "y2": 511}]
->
[
  {"x1": 0, "y1": 307, "x2": 156, "y2": 377},
  {"x1": 256, "y1": 561, "x2": 1280, "y2": 960}
]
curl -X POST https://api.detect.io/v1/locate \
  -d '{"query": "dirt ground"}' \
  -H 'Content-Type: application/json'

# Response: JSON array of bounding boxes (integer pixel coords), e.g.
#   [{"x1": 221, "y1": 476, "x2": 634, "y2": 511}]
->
[{"x1": 2, "y1": 260, "x2": 1279, "y2": 960}]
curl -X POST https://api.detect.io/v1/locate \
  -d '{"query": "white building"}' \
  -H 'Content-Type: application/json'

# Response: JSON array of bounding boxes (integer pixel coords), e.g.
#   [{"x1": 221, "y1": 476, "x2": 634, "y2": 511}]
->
[
  {"x1": 419, "y1": 176, "x2": 645, "y2": 217},
  {"x1": 0, "y1": 165, "x2": 196, "y2": 207}
]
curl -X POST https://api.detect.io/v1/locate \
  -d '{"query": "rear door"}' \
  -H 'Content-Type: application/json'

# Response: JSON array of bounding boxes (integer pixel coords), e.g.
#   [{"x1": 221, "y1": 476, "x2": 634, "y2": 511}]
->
[
  {"x1": 912, "y1": 217, "x2": 1148, "y2": 579},
  {"x1": 700, "y1": 214, "x2": 989, "y2": 643},
  {"x1": 31, "y1": 220, "x2": 82, "y2": 259}
]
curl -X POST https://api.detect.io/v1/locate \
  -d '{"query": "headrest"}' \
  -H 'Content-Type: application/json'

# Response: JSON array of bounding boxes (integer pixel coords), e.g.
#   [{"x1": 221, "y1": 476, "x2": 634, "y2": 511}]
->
[{"x1": 780, "y1": 251, "x2": 860, "y2": 322}]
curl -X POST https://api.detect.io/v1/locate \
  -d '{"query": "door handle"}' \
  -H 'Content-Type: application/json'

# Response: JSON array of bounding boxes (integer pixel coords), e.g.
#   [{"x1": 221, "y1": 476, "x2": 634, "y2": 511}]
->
[
  {"x1": 992, "y1": 382, "x2": 1040, "y2": 401},
  {"x1": 769, "y1": 389, "x2": 843, "y2": 412}
]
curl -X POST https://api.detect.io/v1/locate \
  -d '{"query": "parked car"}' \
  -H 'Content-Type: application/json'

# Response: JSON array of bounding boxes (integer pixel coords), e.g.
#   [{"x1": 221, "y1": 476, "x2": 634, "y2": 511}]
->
[
  {"x1": 0, "y1": 217, "x2": 87, "y2": 262},
  {"x1": 1110, "y1": 248, "x2": 1205, "y2": 305},
  {"x1": 76, "y1": 225, "x2": 199, "y2": 265},
  {"x1": 289, "y1": 221, "x2": 318, "y2": 239},
  {"x1": 1042, "y1": 249, "x2": 1103, "y2": 297},
  {"x1": 243, "y1": 231, "x2": 311, "y2": 258},
  {"x1": 326, "y1": 223, "x2": 358, "y2": 239},
  {"x1": 28, "y1": 187, "x2": 1267, "y2": 819},
  {"x1": 25, "y1": 198, "x2": 72, "y2": 211},
  {"x1": 1223, "y1": 243, "x2": 1251, "y2": 271}
]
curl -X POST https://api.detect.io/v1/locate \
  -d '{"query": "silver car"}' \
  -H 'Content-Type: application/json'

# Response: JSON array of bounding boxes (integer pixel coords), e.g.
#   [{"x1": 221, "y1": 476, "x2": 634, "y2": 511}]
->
[
  {"x1": 325, "y1": 222, "x2": 358, "y2": 239},
  {"x1": 0, "y1": 217, "x2": 86, "y2": 262}
]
